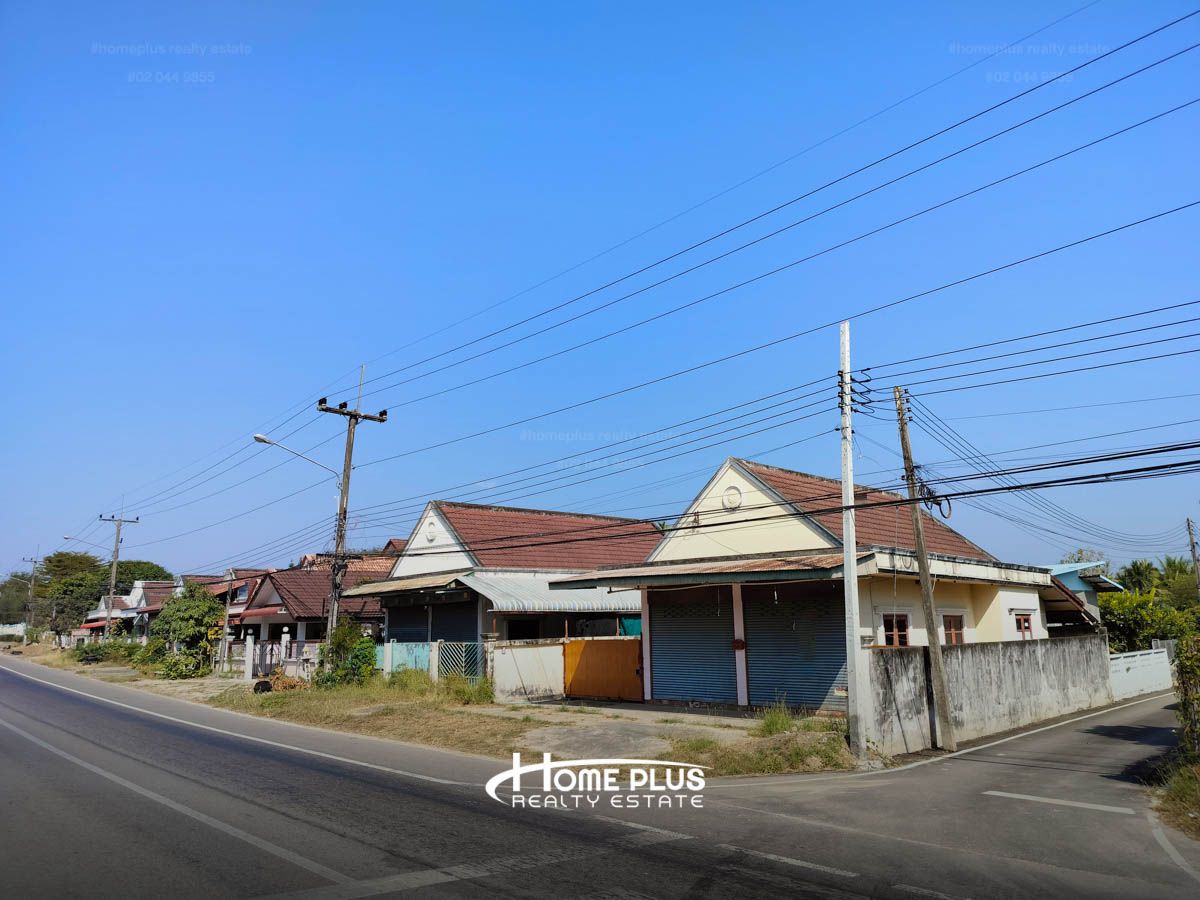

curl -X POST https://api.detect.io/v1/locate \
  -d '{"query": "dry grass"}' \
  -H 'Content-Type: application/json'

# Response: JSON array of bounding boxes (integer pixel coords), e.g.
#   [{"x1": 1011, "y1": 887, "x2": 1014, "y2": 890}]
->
[
  {"x1": 1158, "y1": 758, "x2": 1200, "y2": 840},
  {"x1": 29, "y1": 649, "x2": 81, "y2": 670},
  {"x1": 209, "y1": 675, "x2": 552, "y2": 759},
  {"x1": 665, "y1": 730, "x2": 853, "y2": 776}
]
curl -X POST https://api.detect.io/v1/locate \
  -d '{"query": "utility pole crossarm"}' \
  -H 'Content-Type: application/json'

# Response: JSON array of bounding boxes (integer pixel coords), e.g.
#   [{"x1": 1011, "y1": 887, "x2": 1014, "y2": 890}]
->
[{"x1": 315, "y1": 387, "x2": 387, "y2": 636}]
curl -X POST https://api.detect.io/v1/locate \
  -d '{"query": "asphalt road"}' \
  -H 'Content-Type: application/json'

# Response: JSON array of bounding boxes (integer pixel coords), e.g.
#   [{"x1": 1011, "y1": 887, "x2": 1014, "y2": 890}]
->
[{"x1": 1, "y1": 657, "x2": 1198, "y2": 899}]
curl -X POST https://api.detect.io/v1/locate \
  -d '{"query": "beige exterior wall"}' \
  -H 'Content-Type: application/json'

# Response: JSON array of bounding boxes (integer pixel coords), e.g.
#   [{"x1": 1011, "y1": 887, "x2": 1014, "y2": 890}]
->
[
  {"x1": 853, "y1": 576, "x2": 1044, "y2": 646},
  {"x1": 391, "y1": 505, "x2": 475, "y2": 576},
  {"x1": 651, "y1": 463, "x2": 834, "y2": 562}
]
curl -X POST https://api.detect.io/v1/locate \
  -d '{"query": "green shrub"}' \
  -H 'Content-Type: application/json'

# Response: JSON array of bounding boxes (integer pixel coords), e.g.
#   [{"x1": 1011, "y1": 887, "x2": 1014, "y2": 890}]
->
[
  {"x1": 72, "y1": 641, "x2": 137, "y2": 664},
  {"x1": 157, "y1": 651, "x2": 210, "y2": 680},
  {"x1": 388, "y1": 667, "x2": 434, "y2": 695},
  {"x1": 755, "y1": 699, "x2": 797, "y2": 736},
  {"x1": 133, "y1": 638, "x2": 167, "y2": 666},
  {"x1": 316, "y1": 623, "x2": 377, "y2": 687},
  {"x1": 442, "y1": 674, "x2": 493, "y2": 705}
]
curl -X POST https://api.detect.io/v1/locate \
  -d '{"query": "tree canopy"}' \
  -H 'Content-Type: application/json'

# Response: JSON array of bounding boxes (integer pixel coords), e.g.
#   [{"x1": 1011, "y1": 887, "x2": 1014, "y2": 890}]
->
[{"x1": 151, "y1": 583, "x2": 223, "y2": 650}]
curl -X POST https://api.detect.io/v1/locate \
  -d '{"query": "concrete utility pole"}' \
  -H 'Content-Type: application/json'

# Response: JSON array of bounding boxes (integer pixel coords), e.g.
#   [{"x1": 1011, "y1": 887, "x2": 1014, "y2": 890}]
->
[
  {"x1": 316, "y1": 375, "x2": 387, "y2": 636},
  {"x1": 21, "y1": 549, "x2": 39, "y2": 643},
  {"x1": 1187, "y1": 517, "x2": 1200, "y2": 603},
  {"x1": 893, "y1": 387, "x2": 956, "y2": 752},
  {"x1": 839, "y1": 322, "x2": 869, "y2": 758},
  {"x1": 99, "y1": 515, "x2": 138, "y2": 637}
]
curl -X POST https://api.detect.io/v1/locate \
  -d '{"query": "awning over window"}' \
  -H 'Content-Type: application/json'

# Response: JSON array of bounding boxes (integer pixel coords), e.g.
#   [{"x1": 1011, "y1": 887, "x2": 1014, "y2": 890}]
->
[
  {"x1": 79, "y1": 621, "x2": 106, "y2": 629},
  {"x1": 240, "y1": 605, "x2": 289, "y2": 619}
]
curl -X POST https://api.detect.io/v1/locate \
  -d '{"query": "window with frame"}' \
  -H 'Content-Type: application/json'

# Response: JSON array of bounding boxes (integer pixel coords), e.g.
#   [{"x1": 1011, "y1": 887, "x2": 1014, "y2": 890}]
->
[
  {"x1": 881, "y1": 613, "x2": 909, "y2": 647},
  {"x1": 942, "y1": 614, "x2": 965, "y2": 645},
  {"x1": 1014, "y1": 613, "x2": 1033, "y2": 640}
]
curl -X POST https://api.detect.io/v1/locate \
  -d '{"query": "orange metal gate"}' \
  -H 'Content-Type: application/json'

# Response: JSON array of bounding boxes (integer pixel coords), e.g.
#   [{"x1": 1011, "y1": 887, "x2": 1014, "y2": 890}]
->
[{"x1": 563, "y1": 637, "x2": 643, "y2": 701}]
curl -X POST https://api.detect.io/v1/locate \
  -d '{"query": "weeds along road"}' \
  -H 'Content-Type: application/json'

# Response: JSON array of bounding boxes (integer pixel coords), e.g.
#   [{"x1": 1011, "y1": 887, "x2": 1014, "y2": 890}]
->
[{"x1": 1, "y1": 657, "x2": 1197, "y2": 899}]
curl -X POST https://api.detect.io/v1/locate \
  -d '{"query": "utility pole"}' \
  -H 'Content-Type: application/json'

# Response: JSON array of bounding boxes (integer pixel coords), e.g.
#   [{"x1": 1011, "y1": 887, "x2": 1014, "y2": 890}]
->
[
  {"x1": 316, "y1": 372, "x2": 387, "y2": 636},
  {"x1": 893, "y1": 387, "x2": 956, "y2": 752},
  {"x1": 839, "y1": 322, "x2": 869, "y2": 758},
  {"x1": 20, "y1": 554, "x2": 38, "y2": 643},
  {"x1": 1187, "y1": 517, "x2": 1200, "y2": 603},
  {"x1": 99, "y1": 515, "x2": 138, "y2": 637}
]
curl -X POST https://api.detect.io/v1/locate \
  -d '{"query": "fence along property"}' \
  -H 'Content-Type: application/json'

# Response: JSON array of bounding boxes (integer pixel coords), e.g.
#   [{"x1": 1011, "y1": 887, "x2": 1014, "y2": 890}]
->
[{"x1": 379, "y1": 640, "x2": 482, "y2": 682}]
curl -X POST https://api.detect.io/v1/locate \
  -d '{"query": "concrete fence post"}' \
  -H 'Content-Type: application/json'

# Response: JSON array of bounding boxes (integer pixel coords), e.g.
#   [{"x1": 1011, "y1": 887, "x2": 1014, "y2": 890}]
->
[
  {"x1": 244, "y1": 633, "x2": 254, "y2": 681},
  {"x1": 430, "y1": 640, "x2": 441, "y2": 683},
  {"x1": 383, "y1": 639, "x2": 394, "y2": 674}
]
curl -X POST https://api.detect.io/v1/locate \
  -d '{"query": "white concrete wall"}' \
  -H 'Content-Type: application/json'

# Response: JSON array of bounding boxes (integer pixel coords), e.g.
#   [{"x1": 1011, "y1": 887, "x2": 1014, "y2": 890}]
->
[
  {"x1": 1109, "y1": 649, "x2": 1173, "y2": 699},
  {"x1": 868, "y1": 634, "x2": 1113, "y2": 756},
  {"x1": 491, "y1": 640, "x2": 565, "y2": 703}
]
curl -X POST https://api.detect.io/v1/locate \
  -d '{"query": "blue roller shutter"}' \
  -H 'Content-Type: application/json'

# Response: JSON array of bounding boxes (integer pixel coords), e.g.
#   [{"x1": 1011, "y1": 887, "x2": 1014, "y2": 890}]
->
[
  {"x1": 431, "y1": 599, "x2": 478, "y2": 642},
  {"x1": 649, "y1": 589, "x2": 737, "y2": 703},
  {"x1": 743, "y1": 590, "x2": 846, "y2": 710},
  {"x1": 386, "y1": 606, "x2": 428, "y2": 643}
]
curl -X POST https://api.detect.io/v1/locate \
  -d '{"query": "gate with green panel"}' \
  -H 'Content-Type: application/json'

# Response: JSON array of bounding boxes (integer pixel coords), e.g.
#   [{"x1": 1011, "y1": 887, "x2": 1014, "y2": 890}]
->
[
  {"x1": 648, "y1": 587, "x2": 737, "y2": 704},
  {"x1": 742, "y1": 584, "x2": 847, "y2": 710}
]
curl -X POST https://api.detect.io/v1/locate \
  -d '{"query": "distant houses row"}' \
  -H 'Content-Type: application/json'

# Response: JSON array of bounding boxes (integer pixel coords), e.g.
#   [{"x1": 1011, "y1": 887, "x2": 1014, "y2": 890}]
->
[{"x1": 76, "y1": 455, "x2": 1112, "y2": 711}]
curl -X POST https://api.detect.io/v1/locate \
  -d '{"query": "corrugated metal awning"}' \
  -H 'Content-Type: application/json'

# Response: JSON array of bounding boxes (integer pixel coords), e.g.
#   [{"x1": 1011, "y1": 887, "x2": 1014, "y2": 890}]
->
[
  {"x1": 550, "y1": 553, "x2": 869, "y2": 589},
  {"x1": 458, "y1": 571, "x2": 639, "y2": 613},
  {"x1": 341, "y1": 570, "x2": 472, "y2": 598}
]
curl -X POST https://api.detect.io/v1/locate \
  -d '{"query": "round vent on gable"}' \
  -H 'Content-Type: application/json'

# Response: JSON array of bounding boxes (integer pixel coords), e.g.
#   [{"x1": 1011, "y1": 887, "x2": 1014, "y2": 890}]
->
[
  {"x1": 722, "y1": 485, "x2": 743, "y2": 511},
  {"x1": 426, "y1": 522, "x2": 436, "y2": 543}
]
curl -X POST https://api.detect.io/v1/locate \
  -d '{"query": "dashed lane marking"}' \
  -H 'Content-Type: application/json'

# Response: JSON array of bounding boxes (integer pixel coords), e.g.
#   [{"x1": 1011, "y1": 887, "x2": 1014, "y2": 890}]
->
[{"x1": 717, "y1": 844, "x2": 858, "y2": 878}]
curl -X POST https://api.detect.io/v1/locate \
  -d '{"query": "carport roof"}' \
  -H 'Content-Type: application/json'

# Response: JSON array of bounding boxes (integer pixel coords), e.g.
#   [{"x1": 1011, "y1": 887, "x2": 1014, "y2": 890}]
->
[
  {"x1": 550, "y1": 552, "x2": 865, "y2": 589},
  {"x1": 458, "y1": 571, "x2": 640, "y2": 613},
  {"x1": 341, "y1": 570, "x2": 472, "y2": 597}
]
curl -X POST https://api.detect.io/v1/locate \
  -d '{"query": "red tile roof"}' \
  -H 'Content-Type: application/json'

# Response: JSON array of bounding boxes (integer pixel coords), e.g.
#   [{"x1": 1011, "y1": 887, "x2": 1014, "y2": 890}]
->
[
  {"x1": 141, "y1": 582, "x2": 177, "y2": 606},
  {"x1": 432, "y1": 501, "x2": 663, "y2": 569},
  {"x1": 384, "y1": 538, "x2": 408, "y2": 554},
  {"x1": 736, "y1": 459, "x2": 994, "y2": 562},
  {"x1": 259, "y1": 556, "x2": 394, "y2": 620}
]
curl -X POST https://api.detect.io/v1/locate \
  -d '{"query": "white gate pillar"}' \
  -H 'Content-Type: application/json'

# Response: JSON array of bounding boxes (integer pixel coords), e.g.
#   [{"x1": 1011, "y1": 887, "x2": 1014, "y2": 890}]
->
[{"x1": 244, "y1": 633, "x2": 254, "y2": 681}]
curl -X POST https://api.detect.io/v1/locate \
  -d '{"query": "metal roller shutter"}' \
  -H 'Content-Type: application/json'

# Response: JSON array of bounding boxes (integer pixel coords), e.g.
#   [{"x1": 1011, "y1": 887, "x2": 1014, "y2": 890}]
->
[
  {"x1": 743, "y1": 591, "x2": 846, "y2": 710},
  {"x1": 386, "y1": 606, "x2": 427, "y2": 643},
  {"x1": 649, "y1": 589, "x2": 737, "y2": 703},
  {"x1": 431, "y1": 599, "x2": 478, "y2": 642}
]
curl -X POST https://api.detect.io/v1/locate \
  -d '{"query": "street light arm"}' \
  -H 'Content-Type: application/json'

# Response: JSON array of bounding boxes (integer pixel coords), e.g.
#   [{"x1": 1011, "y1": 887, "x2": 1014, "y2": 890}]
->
[{"x1": 252, "y1": 435, "x2": 341, "y2": 481}]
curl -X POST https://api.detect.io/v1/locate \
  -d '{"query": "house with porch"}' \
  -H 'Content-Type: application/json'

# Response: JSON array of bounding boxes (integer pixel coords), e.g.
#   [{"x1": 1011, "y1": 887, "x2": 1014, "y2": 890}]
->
[
  {"x1": 551, "y1": 457, "x2": 1096, "y2": 710},
  {"x1": 1045, "y1": 561, "x2": 1123, "y2": 622},
  {"x1": 126, "y1": 579, "x2": 182, "y2": 641},
  {"x1": 239, "y1": 555, "x2": 396, "y2": 644},
  {"x1": 344, "y1": 501, "x2": 663, "y2": 643}
]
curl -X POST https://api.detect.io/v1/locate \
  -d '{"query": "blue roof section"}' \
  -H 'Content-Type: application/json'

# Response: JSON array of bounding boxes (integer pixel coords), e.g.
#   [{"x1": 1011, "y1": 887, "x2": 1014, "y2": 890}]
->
[{"x1": 1047, "y1": 562, "x2": 1124, "y2": 593}]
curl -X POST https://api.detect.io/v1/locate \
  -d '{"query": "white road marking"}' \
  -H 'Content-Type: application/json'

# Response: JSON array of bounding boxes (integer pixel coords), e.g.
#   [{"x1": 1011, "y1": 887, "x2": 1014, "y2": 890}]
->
[
  {"x1": 717, "y1": 844, "x2": 858, "y2": 878},
  {"x1": 262, "y1": 828, "x2": 688, "y2": 898},
  {"x1": 0, "y1": 715, "x2": 352, "y2": 885},
  {"x1": 1147, "y1": 811, "x2": 1200, "y2": 885},
  {"x1": 893, "y1": 884, "x2": 970, "y2": 900},
  {"x1": 982, "y1": 790, "x2": 1134, "y2": 814},
  {"x1": 0, "y1": 662, "x2": 470, "y2": 785},
  {"x1": 710, "y1": 690, "x2": 1177, "y2": 788},
  {"x1": 592, "y1": 816, "x2": 693, "y2": 839}
]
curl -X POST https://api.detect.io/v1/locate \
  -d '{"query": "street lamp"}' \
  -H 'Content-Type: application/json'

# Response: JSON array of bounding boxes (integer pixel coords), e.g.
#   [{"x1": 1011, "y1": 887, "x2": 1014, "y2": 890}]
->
[
  {"x1": 253, "y1": 434, "x2": 341, "y2": 484},
  {"x1": 63, "y1": 535, "x2": 117, "y2": 552}
]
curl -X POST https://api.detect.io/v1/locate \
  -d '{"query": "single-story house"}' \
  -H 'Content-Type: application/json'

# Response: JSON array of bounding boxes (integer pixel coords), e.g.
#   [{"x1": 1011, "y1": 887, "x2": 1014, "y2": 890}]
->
[
  {"x1": 551, "y1": 457, "x2": 1096, "y2": 710},
  {"x1": 346, "y1": 501, "x2": 663, "y2": 643},
  {"x1": 126, "y1": 579, "x2": 183, "y2": 641},
  {"x1": 239, "y1": 555, "x2": 396, "y2": 644}
]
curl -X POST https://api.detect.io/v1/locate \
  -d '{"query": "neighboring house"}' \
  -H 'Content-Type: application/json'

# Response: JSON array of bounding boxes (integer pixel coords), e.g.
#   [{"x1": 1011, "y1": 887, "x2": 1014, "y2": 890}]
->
[
  {"x1": 77, "y1": 591, "x2": 141, "y2": 642},
  {"x1": 239, "y1": 555, "x2": 396, "y2": 643},
  {"x1": 551, "y1": 457, "x2": 1095, "y2": 710},
  {"x1": 198, "y1": 568, "x2": 274, "y2": 639},
  {"x1": 1047, "y1": 562, "x2": 1124, "y2": 622},
  {"x1": 126, "y1": 579, "x2": 183, "y2": 641},
  {"x1": 346, "y1": 501, "x2": 663, "y2": 642}
]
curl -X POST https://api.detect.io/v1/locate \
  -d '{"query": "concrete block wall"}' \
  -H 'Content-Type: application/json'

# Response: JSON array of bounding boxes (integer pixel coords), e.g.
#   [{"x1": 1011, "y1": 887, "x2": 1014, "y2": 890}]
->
[{"x1": 868, "y1": 635, "x2": 1114, "y2": 757}]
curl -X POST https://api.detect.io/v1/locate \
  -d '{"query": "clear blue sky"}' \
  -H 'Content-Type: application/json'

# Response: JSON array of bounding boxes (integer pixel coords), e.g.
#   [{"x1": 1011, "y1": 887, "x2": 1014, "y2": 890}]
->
[{"x1": 2, "y1": 1, "x2": 1198, "y2": 575}]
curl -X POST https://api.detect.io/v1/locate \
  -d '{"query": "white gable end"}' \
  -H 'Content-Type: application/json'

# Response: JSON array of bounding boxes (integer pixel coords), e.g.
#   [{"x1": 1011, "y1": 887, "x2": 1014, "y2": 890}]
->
[
  {"x1": 391, "y1": 504, "x2": 475, "y2": 576},
  {"x1": 650, "y1": 460, "x2": 836, "y2": 562}
]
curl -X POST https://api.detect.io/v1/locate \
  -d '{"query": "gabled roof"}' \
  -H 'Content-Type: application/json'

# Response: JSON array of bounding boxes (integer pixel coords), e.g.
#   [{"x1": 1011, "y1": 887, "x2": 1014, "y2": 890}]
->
[
  {"x1": 427, "y1": 501, "x2": 663, "y2": 569},
  {"x1": 734, "y1": 458, "x2": 995, "y2": 562},
  {"x1": 384, "y1": 538, "x2": 408, "y2": 554},
  {"x1": 140, "y1": 582, "x2": 177, "y2": 605},
  {"x1": 252, "y1": 556, "x2": 394, "y2": 620}
]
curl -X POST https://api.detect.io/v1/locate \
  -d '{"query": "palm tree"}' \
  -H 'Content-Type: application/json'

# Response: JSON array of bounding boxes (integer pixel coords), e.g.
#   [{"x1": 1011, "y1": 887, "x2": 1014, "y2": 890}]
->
[
  {"x1": 1157, "y1": 555, "x2": 1193, "y2": 585},
  {"x1": 1116, "y1": 559, "x2": 1157, "y2": 594}
]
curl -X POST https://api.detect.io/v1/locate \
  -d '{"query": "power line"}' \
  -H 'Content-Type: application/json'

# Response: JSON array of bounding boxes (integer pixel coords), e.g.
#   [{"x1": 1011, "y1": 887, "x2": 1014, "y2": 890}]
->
[{"x1": 338, "y1": 8, "x2": 1198, "y2": 404}]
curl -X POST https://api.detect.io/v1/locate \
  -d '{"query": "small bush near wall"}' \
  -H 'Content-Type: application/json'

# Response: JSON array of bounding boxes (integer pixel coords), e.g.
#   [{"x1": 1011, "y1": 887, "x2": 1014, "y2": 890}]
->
[{"x1": 72, "y1": 641, "x2": 137, "y2": 664}]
